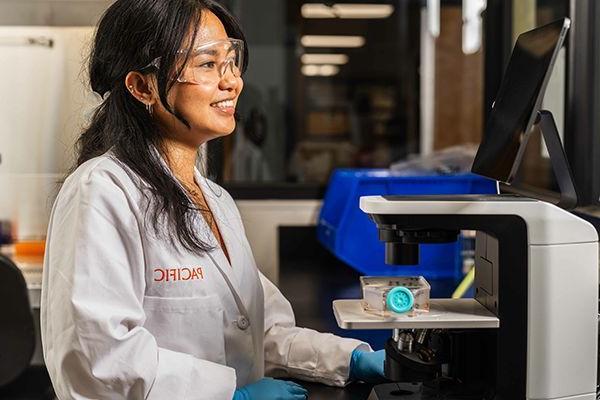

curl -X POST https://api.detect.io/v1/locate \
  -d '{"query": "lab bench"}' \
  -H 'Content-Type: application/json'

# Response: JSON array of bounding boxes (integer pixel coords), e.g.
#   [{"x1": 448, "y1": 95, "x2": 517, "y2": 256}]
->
[{"x1": 297, "y1": 380, "x2": 373, "y2": 399}]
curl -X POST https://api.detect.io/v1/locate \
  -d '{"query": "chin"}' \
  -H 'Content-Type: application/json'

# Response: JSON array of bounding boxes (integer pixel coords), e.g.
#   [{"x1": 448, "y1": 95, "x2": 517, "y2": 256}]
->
[
  {"x1": 216, "y1": 123, "x2": 237, "y2": 136},
  {"x1": 202, "y1": 128, "x2": 235, "y2": 143},
  {"x1": 191, "y1": 122, "x2": 236, "y2": 142}
]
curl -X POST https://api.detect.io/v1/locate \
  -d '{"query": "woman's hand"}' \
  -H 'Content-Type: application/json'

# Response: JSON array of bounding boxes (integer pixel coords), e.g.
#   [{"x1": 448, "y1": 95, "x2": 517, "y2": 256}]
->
[
  {"x1": 233, "y1": 377, "x2": 308, "y2": 400},
  {"x1": 349, "y1": 348, "x2": 386, "y2": 383}
]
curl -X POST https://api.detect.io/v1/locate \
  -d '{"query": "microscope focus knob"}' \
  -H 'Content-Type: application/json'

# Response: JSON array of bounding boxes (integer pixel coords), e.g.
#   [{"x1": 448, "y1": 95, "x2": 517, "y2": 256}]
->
[{"x1": 386, "y1": 287, "x2": 414, "y2": 313}]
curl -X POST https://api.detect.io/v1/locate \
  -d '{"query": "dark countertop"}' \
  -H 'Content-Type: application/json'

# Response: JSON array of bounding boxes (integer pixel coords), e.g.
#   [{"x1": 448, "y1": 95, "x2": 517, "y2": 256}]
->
[
  {"x1": 300, "y1": 381, "x2": 488, "y2": 400},
  {"x1": 296, "y1": 380, "x2": 374, "y2": 400}
]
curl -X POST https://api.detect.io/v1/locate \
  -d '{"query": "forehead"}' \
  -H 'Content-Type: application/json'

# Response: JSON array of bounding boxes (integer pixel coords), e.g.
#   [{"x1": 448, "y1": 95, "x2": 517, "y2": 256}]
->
[{"x1": 194, "y1": 10, "x2": 228, "y2": 44}]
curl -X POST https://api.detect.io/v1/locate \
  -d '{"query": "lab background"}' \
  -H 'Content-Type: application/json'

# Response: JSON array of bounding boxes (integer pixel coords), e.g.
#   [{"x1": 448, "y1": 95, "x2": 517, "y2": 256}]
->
[{"x1": 1, "y1": 0, "x2": 600, "y2": 398}]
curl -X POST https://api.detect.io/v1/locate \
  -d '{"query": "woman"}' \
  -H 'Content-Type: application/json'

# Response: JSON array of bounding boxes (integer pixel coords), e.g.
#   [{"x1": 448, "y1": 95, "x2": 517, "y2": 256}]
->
[{"x1": 40, "y1": 1, "x2": 384, "y2": 399}]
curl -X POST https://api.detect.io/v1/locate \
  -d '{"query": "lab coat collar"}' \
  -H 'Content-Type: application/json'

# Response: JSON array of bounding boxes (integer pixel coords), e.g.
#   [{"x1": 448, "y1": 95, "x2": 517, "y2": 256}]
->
[
  {"x1": 149, "y1": 145, "x2": 245, "y2": 291},
  {"x1": 195, "y1": 169, "x2": 242, "y2": 283},
  {"x1": 107, "y1": 145, "x2": 248, "y2": 307}
]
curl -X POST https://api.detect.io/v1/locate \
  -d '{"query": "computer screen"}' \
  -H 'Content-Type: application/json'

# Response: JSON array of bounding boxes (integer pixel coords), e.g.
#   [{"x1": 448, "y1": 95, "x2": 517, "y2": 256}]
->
[{"x1": 472, "y1": 18, "x2": 570, "y2": 183}]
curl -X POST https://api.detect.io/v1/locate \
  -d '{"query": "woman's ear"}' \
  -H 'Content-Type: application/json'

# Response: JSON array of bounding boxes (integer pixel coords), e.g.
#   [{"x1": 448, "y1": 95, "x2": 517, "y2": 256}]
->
[{"x1": 125, "y1": 71, "x2": 157, "y2": 106}]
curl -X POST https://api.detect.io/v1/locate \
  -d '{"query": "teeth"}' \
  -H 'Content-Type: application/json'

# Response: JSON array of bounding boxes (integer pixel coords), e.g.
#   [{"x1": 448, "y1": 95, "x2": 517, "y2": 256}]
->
[{"x1": 212, "y1": 100, "x2": 234, "y2": 108}]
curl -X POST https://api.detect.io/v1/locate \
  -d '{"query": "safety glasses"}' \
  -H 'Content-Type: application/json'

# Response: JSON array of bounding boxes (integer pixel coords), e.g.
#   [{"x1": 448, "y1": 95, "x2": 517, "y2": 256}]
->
[{"x1": 146, "y1": 38, "x2": 244, "y2": 85}]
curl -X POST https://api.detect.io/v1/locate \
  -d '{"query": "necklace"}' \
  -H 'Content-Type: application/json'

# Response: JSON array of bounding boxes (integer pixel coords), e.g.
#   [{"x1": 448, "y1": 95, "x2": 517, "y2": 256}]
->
[
  {"x1": 178, "y1": 179, "x2": 200, "y2": 197},
  {"x1": 187, "y1": 187, "x2": 200, "y2": 197}
]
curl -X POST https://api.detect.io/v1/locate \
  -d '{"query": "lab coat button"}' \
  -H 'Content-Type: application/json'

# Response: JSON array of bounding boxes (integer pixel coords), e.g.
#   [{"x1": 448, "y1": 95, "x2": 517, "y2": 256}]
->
[{"x1": 236, "y1": 316, "x2": 250, "y2": 330}]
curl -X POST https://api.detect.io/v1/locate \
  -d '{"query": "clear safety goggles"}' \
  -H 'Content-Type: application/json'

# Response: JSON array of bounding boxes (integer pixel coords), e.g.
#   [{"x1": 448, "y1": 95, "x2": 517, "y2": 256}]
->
[{"x1": 146, "y1": 38, "x2": 244, "y2": 85}]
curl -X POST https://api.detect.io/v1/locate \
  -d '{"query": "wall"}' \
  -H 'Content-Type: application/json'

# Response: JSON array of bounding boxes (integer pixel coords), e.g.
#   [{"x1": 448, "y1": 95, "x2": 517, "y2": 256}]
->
[
  {"x1": 433, "y1": 6, "x2": 484, "y2": 150},
  {"x1": 0, "y1": 0, "x2": 111, "y2": 26},
  {"x1": 0, "y1": 0, "x2": 104, "y2": 239}
]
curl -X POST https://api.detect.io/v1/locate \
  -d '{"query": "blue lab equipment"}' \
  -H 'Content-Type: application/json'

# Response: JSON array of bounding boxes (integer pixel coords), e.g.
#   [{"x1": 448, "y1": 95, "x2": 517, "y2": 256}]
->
[{"x1": 317, "y1": 170, "x2": 496, "y2": 280}]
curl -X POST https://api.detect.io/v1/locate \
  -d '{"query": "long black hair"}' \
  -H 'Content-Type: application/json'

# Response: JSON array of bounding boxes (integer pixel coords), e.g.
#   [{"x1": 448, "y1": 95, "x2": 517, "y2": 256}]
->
[{"x1": 76, "y1": 0, "x2": 248, "y2": 254}]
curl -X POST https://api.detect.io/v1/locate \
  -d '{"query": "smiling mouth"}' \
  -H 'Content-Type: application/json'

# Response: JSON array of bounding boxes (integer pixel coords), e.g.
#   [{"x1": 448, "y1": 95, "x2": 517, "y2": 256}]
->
[{"x1": 210, "y1": 99, "x2": 235, "y2": 109}]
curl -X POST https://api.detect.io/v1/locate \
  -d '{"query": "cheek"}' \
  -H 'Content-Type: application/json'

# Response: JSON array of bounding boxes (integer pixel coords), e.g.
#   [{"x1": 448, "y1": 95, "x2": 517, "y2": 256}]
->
[{"x1": 173, "y1": 84, "x2": 214, "y2": 113}]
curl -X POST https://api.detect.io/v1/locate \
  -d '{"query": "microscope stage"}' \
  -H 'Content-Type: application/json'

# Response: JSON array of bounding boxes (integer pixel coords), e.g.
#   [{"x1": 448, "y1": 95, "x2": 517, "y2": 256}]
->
[{"x1": 333, "y1": 299, "x2": 499, "y2": 329}]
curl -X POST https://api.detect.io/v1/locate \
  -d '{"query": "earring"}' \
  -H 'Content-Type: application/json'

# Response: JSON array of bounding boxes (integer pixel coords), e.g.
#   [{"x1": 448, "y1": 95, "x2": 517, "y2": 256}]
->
[{"x1": 146, "y1": 103, "x2": 153, "y2": 116}]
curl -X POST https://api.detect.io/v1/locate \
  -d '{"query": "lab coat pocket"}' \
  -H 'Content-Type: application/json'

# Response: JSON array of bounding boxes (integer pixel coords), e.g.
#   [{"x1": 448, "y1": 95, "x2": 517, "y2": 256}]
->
[{"x1": 142, "y1": 294, "x2": 226, "y2": 364}]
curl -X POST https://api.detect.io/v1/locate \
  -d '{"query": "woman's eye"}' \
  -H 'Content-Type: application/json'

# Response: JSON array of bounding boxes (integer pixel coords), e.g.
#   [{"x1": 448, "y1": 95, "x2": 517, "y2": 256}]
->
[{"x1": 198, "y1": 61, "x2": 216, "y2": 69}]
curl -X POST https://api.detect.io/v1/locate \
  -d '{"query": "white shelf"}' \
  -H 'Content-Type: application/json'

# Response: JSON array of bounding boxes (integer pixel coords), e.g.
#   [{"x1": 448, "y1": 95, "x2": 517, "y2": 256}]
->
[{"x1": 333, "y1": 299, "x2": 499, "y2": 330}]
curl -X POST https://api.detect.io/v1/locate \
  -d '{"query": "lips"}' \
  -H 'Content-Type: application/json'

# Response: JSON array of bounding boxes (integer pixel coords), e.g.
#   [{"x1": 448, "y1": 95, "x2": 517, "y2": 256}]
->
[
  {"x1": 210, "y1": 99, "x2": 235, "y2": 109},
  {"x1": 210, "y1": 99, "x2": 236, "y2": 116}
]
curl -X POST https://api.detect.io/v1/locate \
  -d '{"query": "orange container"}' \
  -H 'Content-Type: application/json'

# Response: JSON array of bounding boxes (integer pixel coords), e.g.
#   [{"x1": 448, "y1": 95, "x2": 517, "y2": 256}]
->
[{"x1": 14, "y1": 240, "x2": 46, "y2": 257}]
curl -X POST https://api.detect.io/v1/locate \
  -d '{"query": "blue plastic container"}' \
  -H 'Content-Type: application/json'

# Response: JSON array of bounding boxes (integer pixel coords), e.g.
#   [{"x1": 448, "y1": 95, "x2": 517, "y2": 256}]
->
[{"x1": 317, "y1": 170, "x2": 497, "y2": 280}]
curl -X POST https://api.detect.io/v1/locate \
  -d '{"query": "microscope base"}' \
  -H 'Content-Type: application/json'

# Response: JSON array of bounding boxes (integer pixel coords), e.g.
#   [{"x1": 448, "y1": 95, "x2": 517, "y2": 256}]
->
[
  {"x1": 368, "y1": 383, "x2": 596, "y2": 400},
  {"x1": 368, "y1": 382, "x2": 462, "y2": 399},
  {"x1": 368, "y1": 383, "x2": 422, "y2": 400}
]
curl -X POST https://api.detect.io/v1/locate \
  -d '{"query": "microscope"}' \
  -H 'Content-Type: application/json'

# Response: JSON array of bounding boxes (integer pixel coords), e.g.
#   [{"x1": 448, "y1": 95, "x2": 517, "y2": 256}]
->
[{"x1": 333, "y1": 19, "x2": 599, "y2": 400}]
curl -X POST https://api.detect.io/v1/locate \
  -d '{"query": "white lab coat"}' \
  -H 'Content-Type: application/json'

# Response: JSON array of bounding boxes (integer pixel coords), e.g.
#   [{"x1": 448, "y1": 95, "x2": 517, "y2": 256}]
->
[{"x1": 41, "y1": 151, "x2": 369, "y2": 400}]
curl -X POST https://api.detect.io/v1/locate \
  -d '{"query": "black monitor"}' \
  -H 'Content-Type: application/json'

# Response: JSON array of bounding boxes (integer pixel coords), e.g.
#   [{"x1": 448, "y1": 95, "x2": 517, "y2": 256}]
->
[{"x1": 472, "y1": 18, "x2": 571, "y2": 185}]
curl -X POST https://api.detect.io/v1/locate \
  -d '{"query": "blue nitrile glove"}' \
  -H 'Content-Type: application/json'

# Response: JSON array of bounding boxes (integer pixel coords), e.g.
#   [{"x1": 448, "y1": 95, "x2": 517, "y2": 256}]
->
[
  {"x1": 233, "y1": 377, "x2": 308, "y2": 400},
  {"x1": 349, "y1": 348, "x2": 386, "y2": 383}
]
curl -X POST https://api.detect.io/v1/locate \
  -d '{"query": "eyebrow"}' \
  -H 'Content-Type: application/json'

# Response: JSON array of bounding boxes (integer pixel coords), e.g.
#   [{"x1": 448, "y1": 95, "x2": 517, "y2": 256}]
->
[
  {"x1": 194, "y1": 46, "x2": 235, "y2": 56},
  {"x1": 196, "y1": 49, "x2": 218, "y2": 56}
]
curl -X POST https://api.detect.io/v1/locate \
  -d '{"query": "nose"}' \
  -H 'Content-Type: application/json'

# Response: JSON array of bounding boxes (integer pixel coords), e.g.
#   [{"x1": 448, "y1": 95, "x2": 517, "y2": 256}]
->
[{"x1": 218, "y1": 60, "x2": 240, "y2": 90}]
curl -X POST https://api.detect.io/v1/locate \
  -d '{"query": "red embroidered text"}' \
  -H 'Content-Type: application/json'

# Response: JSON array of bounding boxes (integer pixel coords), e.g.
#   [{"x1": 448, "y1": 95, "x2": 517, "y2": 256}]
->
[{"x1": 153, "y1": 267, "x2": 204, "y2": 282}]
